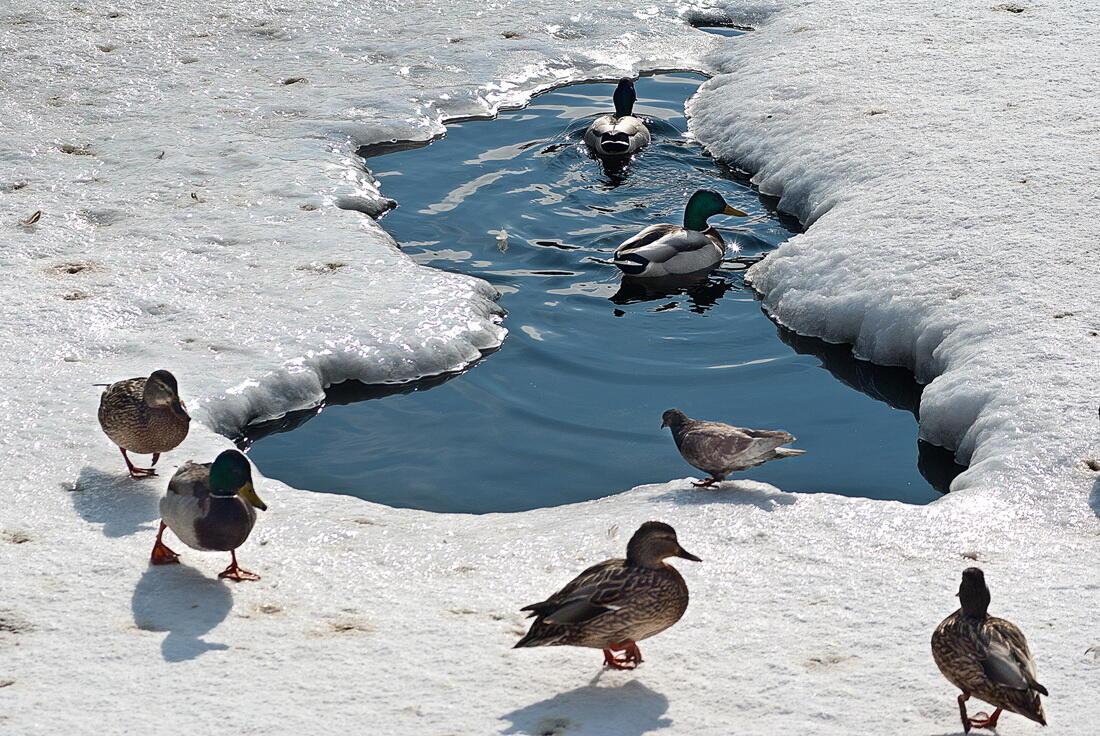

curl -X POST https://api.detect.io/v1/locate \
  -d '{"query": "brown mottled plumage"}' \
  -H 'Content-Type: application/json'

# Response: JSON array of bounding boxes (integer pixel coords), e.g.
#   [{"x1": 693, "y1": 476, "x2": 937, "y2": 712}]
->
[
  {"x1": 661, "y1": 408, "x2": 804, "y2": 487},
  {"x1": 932, "y1": 568, "x2": 1047, "y2": 733},
  {"x1": 98, "y1": 370, "x2": 189, "y2": 477},
  {"x1": 514, "y1": 521, "x2": 700, "y2": 669}
]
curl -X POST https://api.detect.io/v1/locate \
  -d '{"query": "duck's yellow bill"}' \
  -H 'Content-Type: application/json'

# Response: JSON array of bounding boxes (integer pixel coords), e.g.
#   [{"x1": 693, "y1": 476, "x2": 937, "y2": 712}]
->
[
  {"x1": 239, "y1": 481, "x2": 268, "y2": 511},
  {"x1": 723, "y1": 205, "x2": 749, "y2": 217}
]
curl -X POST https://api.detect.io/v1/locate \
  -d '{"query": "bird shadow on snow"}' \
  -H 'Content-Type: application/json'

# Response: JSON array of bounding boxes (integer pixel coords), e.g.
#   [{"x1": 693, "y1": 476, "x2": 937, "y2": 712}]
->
[
  {"x1": 131, "y1": 563, "x2": 233, "y2": 662},
  {"x1": 654, "y1": 480, "x2": 796, "y2": 511},
  {"x1": 1089, "y1": 476, "x2": 1100, "y2": 518},
  {"x1": 500, "y1": 676, "x2": 670, "y2": 736},
  {"x1": 71, "y1": 465, "x2": 161, "y2": 538}
]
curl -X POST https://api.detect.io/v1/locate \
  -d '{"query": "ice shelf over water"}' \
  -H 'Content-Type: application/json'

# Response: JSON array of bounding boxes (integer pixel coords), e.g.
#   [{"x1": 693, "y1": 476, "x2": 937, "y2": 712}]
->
[{"x1": 1, "y1": 1, "x2": 1098, "y2": 733}]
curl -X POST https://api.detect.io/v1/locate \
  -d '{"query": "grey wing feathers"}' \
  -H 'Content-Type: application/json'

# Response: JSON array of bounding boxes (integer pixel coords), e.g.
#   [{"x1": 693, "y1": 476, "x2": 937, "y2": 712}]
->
[
  {"x1": 985, "y1": 619, "x2": 1048, "y2": 695},
  {"x1": 615, "y1": 224, "x2": 684, "y2": 255},
  {"x1": 166, "y1": 461, "x2": 212, "y2": 499}
]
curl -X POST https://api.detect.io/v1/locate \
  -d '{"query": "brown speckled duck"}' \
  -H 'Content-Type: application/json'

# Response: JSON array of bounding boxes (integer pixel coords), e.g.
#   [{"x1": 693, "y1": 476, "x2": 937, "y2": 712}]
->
[
  {"x1": 151, "y1": 449, "x2": 267, "y2": 581},
  {"x1": 661, "y1": 408, "x2": 804, "y2": 487},
  {"x1": 514, "y1": 521, "x2": 700, "y2": 669},
  {"x1": 932, "y1": 567, "x2": 1048, "y2": 732},
  {"x1": 98, "y1": 369, "x2": 190, "y2": 478}
]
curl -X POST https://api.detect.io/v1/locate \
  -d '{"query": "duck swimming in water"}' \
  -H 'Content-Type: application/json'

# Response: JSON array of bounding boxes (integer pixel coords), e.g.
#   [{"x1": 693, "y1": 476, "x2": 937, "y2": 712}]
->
[
  {"x1": 613, "y1": 190, "x2": 748, "y2": 278},
  {"x1": 583, "y1": 78, "x2": 651, "y2": 159}
]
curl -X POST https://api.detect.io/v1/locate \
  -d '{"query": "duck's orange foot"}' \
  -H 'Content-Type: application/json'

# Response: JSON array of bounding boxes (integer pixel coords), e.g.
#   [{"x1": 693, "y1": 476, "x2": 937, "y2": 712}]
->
[
  {"x1": 603, "y1": 641, "x2": 643, "y2": 669},
  {"x1": 219, "y1": 565, "x2": 260, "y2": 582},
  {"x1": 219, "y1": 551, "x2": 260, "y2": 582},
  {"x1": 969, "y1": 709, "x2": 1002, "y2": 730},
  {"x1": 150, "y1": 540, "x2": 179, "y2": 565}
]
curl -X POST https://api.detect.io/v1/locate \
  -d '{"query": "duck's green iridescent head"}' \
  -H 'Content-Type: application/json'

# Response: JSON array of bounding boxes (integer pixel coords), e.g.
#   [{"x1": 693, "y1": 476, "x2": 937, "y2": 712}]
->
[
  {"x1": 209, "y1": 450, "x2": 267, "y2": 511},
  {"x1": 613, "y1": 78, "x2": 637, "y2": 118},
  {"x1": 683, "y1": 189, "x2": 748, "y2": 231}
]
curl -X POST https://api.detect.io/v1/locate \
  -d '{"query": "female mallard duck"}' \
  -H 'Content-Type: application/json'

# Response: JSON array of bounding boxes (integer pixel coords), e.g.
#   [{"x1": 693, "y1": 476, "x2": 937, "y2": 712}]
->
[
  {"x1": 661, "y1": 408, "x2": 805, "y2": 488},
  {"x1": 98, "y1": 369, "x2": 190, "y2": 478},
  {"x1": 932, "y1": 568, "x2": 1048, "y2": 732},
  {"x1": 613, "y1": 189, "x2": 748, "y2": 278},
  {"x1": 514, "y1": 521, "x2": 700, "y2": 669},
  {"x1": 151, "y1": 449, "x2": 268, "y2": 582},
  {"x1": 583, "y1": 78, "x2": 651, "y2": 158}
]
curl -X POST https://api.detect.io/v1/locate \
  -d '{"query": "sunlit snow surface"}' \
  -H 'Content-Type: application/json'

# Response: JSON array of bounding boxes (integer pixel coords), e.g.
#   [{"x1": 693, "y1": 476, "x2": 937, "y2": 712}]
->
[{"x1": 1, "y1": 1, "x2": 1099, "y2": 734}]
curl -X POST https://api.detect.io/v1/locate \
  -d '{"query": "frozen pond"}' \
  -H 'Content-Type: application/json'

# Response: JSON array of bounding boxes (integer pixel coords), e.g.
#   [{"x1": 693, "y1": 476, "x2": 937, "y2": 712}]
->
[{"x1": 242, "y1": 73, "x2": 962, "y2": 512}]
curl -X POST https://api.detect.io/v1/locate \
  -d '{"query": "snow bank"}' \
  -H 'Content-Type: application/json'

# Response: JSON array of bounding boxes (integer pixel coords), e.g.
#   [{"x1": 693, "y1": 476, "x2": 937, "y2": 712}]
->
[{"x1": 2, "y1": 0, "x2": 1098, "y2": 734}]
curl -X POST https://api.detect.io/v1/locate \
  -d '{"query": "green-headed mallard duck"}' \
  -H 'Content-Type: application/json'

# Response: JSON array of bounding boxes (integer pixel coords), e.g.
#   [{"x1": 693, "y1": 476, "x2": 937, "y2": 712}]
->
[
  {"x1": 98, "y1": 369, "x2": 190, "y2": 478},
  {"x1": 661, "y1": 408, "x2": 804, "y2": 488},
  {"x1": 583, "y1": 78, "x2": 651, "y2": 158},
  {"x1": 514, "y1": 521, "x2": 700, "y2": 669},
  {"x1": 613, "y1": 190, "x2": 748, "y2": 278},
  {"x1": 151, "y1": 449, "x2": 268, "y2": 582},
  {"x1": 932, "y1": 567, "x2": 1048, "y2": 732}
]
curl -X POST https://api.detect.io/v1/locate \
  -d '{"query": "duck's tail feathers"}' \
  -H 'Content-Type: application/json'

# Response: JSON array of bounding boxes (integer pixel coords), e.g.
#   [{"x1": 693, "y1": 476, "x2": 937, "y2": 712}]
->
[
  {"x1": 599, "y1": 132, "x2": 632, "y2": 155},
  {"x1": 613, "y1": 253, "x2": 648, "y2": 276},
  {"x1": 775, "y1": 448, "x2": 806, "y2": 457}
]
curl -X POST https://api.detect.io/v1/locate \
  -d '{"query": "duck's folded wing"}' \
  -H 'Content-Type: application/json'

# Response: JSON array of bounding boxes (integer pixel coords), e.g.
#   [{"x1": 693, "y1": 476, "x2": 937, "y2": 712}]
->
[
  {"x1": 166, "y1": 461, "x2": 212, "y2": 499},
  {"x1": 615, "y1": 224, "x2": 693, "y2": 261},
  {"x1": 983, "y1": 622, "x2": 1048, "y2": 694},
  {"x1": 520, "y1": 559, "x2": 625, "y2": 621}
]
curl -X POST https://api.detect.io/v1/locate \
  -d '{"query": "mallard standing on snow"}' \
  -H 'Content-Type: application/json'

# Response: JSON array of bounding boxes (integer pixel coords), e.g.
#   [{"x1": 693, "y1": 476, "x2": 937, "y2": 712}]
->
[
  {"x1": 98, "y1": 369, "x2": 190, "y2": 478},
  {"x1": 151, "y1": 449, "x2": 268, "y2": 581},
  {"x1": 661, "y1": 408, "x2": 804, "y2": 488},
  {"x1": 613, "y1": 189, "x2": 748, "y2": 278},
  {"x1": 514, "y1": 521, "x2": 700, "y2": 669},
  {"x1": 583, "y1": 78, "x2": 651, "y2": 158},
  {"x1": 932, "y1": 568, "x2": 1048, "y2": 732}
]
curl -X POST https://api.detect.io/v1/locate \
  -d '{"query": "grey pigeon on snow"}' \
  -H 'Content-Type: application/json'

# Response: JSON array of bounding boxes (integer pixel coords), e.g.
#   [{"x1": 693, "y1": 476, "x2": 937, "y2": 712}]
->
[{"x1": 660, "y1": 408, "x2": 805, "y2": 487}]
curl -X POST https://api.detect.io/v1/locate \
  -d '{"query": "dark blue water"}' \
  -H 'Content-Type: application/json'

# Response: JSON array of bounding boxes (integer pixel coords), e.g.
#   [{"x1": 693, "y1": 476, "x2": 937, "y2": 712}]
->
[{"x1": 242, "y1": 73, "x2": 961, "y2": 512}]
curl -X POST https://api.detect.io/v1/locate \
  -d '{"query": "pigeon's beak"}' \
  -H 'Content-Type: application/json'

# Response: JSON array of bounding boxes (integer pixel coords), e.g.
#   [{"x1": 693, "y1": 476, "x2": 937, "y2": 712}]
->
[{"x1": 676, "y1": 546, "x2": 701, "y2": 562}]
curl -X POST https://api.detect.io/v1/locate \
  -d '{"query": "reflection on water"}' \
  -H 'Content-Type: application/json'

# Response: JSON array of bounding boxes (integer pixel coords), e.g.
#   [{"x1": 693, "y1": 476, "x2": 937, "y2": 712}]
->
[{"x1": 243, "y1": 73, "x2": 958, "y2": 512}]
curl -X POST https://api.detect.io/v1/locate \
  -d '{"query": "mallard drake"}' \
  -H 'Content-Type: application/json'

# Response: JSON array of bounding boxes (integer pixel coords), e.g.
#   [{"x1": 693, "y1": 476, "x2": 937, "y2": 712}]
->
[
  {"x1": 583, "y1": 78, "x2": 651, "y2": 158},
  {"x1": 613, "y1": 190, "x2": 748, "y2": 278},
  {"x1": 932, "y1": 568, "x2": 1048, "y2": 732},
  {"x1": 98, "y1": 369, "x2": 190, "y2": 478},
  {"x1": 661, "y1": 408, "x2": 805, "y2": 488},
  {"x1": 514, "y1": 521, "x2": 700, "y2": 669},
  {"x1": 151, "y1": 449, "x2": 268, "y2": 582}
]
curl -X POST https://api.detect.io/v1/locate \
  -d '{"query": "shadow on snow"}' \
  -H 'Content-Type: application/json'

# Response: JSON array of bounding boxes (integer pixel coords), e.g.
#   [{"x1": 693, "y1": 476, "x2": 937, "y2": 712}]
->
[
  {"x1": 500, "y1": 678, "x2": 670, "y2": 735},
  {"x1": 131, "y1": 563, "x2": 233, "y2": 662}
]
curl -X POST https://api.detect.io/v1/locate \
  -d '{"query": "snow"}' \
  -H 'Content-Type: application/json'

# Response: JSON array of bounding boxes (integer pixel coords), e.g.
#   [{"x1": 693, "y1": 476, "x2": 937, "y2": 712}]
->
[{"x1": 2, "y1": 0, "x2": 1098, "y2": 734}]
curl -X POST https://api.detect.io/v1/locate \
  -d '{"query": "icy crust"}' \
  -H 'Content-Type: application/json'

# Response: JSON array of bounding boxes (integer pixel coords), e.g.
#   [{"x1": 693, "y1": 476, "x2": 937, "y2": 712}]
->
[
  {"x1": 690, "y1": 1, "x2": 1100, "y2": 502},
  {"x1": 0, "y1": 2, "x2": 725, "y2": 432},
  {"x1": 3, "y1": 1, "x2": 1100, "y2": 734}
]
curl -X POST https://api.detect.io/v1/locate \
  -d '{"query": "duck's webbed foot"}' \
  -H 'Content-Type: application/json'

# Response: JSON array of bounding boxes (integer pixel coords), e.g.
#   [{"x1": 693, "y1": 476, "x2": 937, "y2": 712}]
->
[
  {"x1": 602, "y1": 641, "x2": 643, "y2": 670},
  {"x1": 150, "y1": 521, "x2": 180, "y2": 565},
  {"x1": 969, "y1": 709, "x2": 1002, "y2": 730},
  {"x1": 691, "y1": 476, "x2": 720, "y2": 488},
  {"x1": 218, "y1": 550, "x2": 260, "y2": 582},
  {"x1": 121, "y1": 448, "x2": 157, "y2": 478}
]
